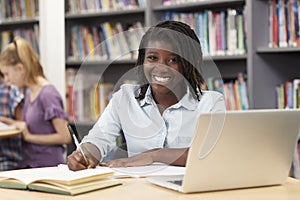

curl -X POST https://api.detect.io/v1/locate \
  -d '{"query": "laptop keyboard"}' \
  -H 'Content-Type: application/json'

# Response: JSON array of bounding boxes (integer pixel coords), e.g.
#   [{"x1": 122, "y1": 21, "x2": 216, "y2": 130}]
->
[{"x1": 168, "y1": 180, "x2": 183, "y2": 186}]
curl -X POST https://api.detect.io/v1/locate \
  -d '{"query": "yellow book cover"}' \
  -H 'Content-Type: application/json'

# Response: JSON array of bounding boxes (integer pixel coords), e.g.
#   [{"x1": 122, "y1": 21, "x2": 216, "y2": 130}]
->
[{"x1": 0, "y1": 166, "x2": 122, "y2": 195}]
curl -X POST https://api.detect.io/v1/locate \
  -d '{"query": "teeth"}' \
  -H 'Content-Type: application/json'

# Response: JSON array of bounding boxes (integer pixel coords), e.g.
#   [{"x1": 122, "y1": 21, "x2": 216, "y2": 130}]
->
[{"x1": 153, "y1": 75, "x2": 171, "y2": 83}]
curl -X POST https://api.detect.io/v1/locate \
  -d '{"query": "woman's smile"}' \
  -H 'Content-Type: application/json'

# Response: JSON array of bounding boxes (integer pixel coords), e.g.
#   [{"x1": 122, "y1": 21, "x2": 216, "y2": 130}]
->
[{"x1": 152, "y1": 73, "x2": 172, "y2": 84}]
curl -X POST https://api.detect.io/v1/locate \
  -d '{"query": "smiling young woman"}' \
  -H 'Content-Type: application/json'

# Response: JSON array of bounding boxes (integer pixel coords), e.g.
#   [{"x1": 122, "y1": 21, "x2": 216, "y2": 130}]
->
[{"x1": 67, "y1": 20, "x2": 226, "y2": 171}]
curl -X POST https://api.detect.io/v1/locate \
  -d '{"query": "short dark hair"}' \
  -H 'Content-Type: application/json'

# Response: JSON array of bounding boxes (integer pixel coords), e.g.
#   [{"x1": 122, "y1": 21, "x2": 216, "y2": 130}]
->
[{"x1": 135, "y1": 20, "x2": 205, "y2": 101}]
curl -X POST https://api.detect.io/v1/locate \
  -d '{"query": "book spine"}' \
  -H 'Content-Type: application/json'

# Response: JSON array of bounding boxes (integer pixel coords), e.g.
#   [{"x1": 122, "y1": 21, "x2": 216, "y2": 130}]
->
[{"x1": 273, "y1": 0, "x2": 279, "y2": 47}]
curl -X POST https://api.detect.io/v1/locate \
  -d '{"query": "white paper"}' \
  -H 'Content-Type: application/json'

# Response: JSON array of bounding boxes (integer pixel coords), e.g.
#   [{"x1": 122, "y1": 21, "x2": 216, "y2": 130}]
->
[{"x1": 110, "y1": 163, "x2": 186, "y2": 178}]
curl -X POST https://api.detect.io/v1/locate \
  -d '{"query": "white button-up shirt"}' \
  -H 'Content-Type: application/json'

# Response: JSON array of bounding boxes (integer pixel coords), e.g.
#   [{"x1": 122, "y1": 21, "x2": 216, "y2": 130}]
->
[{"x1": 82, "y1": 84, "x2": 226, "y2": 160}]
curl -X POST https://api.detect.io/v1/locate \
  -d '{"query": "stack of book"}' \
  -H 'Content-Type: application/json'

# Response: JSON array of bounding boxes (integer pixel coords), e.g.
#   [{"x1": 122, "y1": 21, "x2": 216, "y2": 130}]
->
[
  {"x1": 67, "y1": 0, "x2": 145, "y2": 13},
  {"x1": 66, "y1": 68, "x2": 115, "y2": 122},
  {"x1": 275, "y1": 79, "x2": 300, "y2": 109},
  {"x1": 0, "y1": 0, "x2": 39, "y2": 21},
  {"x1": 0, "y1": 25, "x2": 39, "y2": 54},
  {"x1": 207, "y1": 73, "x2": 249, "y2": 111},
  {"x1": 162, "y1": 7, "x2": 246, "y2": 56},
  {"x1": 66, "y1": 21, "x2": 145, "y2": 62},
  {"x1": 268, "y1": 0, "x2": 300, "y2": 48}
]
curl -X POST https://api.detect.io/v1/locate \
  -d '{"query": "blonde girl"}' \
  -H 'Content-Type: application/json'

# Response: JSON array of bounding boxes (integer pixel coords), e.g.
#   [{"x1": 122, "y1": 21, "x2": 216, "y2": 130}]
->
[{"x1": 0, "y1": 37, "x2": 71, "y2": 168}]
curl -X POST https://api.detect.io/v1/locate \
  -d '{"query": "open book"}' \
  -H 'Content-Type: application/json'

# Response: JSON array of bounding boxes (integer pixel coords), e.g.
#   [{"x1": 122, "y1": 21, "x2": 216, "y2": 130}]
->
[
  {"x1": 0, "y1": 121, "x2": 17, "y2": 132},
  {"x1": 0, "y1": 166, "x2": 122, "y2": 195}
]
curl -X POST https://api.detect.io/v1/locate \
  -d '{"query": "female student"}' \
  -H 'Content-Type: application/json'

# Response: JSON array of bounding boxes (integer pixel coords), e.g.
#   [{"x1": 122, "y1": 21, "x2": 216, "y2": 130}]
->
[
  {"x1": 0, "y1": 72, "x2": 24, "y2": 170},
  {"x1": 67, "y1": 20, "x2": 226, "y2": 171},
  {"x1": 0, "y1": 37, "x2": 71, "y2": 168}
]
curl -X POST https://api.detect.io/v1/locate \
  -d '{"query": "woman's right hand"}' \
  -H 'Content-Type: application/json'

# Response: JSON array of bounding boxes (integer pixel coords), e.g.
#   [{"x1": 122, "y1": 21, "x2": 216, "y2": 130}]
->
[{"x1": 67, "y1": 143, "x2": 101, "y2": 171}]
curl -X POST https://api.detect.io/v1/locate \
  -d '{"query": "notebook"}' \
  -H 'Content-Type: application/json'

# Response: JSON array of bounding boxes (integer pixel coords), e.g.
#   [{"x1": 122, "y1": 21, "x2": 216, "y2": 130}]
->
[{"x1": 147, "y1": 109, "x2": 300, "y2": 193}]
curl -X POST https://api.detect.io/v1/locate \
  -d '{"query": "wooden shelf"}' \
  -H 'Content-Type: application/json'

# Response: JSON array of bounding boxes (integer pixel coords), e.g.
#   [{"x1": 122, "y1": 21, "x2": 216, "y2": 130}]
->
[
  {"x1": 153, "y1": 0, "x2": 245, "y2": 11},
  {"x1": 0, "y1": 17, "x2": 39, "y2": 26},
  {"x1": 257, "y1": 47, "x2": 300, "y2": 54},
  {"x1": 66, "y1": 59, "x2": 136, "y2": 66},
  {"x1": 65, "y1": 8, "x2": 145, "y2": 19},
  {"x1": 204, "y1": 54, "x2": 247, "y2": 61}
]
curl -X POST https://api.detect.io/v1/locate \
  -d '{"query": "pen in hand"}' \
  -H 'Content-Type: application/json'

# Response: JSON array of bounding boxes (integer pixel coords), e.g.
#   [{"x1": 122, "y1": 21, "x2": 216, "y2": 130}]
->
[{"x1": 67, "y1": 124, "x2": 89, "y2": 166}]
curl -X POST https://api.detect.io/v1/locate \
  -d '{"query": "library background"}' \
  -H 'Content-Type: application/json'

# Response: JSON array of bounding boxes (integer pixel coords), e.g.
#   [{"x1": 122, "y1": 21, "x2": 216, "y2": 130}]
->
[{"x1": 0, "y1": 0, "x2": 300, "y2": 175}]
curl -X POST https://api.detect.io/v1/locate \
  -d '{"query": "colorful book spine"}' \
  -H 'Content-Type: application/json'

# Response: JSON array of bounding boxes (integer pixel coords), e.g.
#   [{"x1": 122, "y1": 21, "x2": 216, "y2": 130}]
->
[
  {"x1": 206, "y1": 73, "x2": 249, "y2": 111},
  {"x1": 276, "y1": 78, "x2": 300, "y2": 109},
  {"x1": 67, "y1": 0, "x2": 145, "y2": 13}
]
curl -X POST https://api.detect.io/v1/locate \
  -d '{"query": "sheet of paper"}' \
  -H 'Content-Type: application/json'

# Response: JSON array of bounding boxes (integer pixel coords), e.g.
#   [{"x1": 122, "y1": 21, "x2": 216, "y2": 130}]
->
[{"x1": 110, "y1": 163, "x2": 186, "y2": 178}]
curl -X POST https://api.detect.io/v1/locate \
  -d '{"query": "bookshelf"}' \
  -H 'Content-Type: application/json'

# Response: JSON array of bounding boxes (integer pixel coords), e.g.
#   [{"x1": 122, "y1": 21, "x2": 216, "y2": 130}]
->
[
  {"x1": 0, "y1": 0, "x2": 39, "y2": 53},
  {"x1": 249, "y1": 0, "x2": 300, "y2": 109},
  {"x1": 0, "y1": 0, "x2": 66, "y2": 102},
  {"x1": 64, "y1": 0, "x2": 248, "y2": 123},
  {"x1": 64, "y1": 0, "x2": 300, "y2": 120}
]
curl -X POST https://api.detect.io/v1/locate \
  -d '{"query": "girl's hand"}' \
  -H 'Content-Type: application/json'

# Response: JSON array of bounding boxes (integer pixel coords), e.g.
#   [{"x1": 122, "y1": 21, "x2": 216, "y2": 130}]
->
[
  {"x1": 13, "y1": 121, "x2": 30, "y2": 140},
  {"x1": 13, "y1": 121, "x2": 27, "y2": 131}
]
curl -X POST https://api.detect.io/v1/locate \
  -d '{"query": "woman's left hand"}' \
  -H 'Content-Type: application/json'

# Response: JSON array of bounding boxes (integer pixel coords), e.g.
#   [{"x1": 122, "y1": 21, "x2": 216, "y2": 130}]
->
[
  {"x1": 104, "y1": 148, "x2": 188, "y2": 168},
  {"x1": 105, "y1": 152, "x2": 155, "y2": 167}
]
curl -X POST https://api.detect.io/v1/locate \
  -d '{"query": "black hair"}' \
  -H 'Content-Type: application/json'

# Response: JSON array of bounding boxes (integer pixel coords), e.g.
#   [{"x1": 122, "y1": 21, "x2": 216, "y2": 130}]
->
[{"x1": 135, "y1": 20, "x2": 205, "y2": 101}]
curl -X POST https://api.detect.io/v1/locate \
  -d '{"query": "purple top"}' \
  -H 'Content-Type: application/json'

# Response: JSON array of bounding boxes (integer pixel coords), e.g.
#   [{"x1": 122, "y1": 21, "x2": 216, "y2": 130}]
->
[{"x1": 18, "y1": 84, "x2": 68, "y2": 168}]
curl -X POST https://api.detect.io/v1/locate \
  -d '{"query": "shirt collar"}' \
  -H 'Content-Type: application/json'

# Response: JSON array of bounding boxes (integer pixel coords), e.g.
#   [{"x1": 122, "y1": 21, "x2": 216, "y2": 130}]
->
[
  {"x1": 139, "y1": 85, "x2": 200, "y2": 111},
  {"x1": 139, "y1": 86, "x2": 153, "y2": 107},
  {"x1": 173, "y1": 87, "x2": 199, "y2": 110}
]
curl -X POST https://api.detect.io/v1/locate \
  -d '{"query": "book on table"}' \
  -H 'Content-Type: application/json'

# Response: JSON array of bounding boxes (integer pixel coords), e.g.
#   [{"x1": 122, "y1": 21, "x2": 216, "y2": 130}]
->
[
  {"x1": 0, "y1": 122, "x2": 20, "y2": 138},
  {"x1": 0, "y1": 165, "x2": 122, "y2": 195},
  {"x1": 0, "y1": 121, "x2": 17, "y2": 132}
]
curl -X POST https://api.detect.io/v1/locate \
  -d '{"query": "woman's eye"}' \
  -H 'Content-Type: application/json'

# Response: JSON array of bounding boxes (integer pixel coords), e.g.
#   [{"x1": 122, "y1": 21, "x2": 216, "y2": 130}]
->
[
  {"x1": 168, "y1": 57, "x2": 178, "y2": 64},
  {"x1": 147, "y1": 55, "x2": 157, "y2": 61}
]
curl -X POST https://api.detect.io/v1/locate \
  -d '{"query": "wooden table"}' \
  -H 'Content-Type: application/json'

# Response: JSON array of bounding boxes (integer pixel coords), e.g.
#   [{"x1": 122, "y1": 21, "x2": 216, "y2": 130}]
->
[
  {"x1": 0, "y1": 129, "x2": 21, "y2": 138},
  {"x1": 1, "y1": 177, "x2": 300, "y2": 200}
]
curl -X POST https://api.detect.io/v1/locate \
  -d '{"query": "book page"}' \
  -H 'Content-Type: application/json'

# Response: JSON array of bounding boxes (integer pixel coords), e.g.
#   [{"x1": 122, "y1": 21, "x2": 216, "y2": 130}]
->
[
  {"x1": 0, "y1": 121, "x2": 17, "y2": 132},
  {"x1": 0, "y1": 166, "x2": 115, "y2": 186}
]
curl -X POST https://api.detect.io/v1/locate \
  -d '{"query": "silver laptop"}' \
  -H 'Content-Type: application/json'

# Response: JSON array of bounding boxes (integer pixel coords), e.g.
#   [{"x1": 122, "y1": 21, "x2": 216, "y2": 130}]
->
[{"x1": 147, "y1": 109, "x2": 300, "y2": 193}]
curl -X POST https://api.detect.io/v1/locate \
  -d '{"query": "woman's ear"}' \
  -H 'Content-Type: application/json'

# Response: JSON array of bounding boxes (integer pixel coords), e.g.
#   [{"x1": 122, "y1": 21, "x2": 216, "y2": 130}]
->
[{"x1": 15, "y1": 63, "x2": 25, "y2": 73}]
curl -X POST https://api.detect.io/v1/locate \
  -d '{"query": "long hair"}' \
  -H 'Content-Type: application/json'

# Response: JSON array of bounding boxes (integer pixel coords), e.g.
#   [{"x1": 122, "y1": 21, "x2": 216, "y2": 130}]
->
[
  {"x1": 0, "y1": 36, "x2": 45, "y2": 85},
  {"x1": 135, "y1": 20, "x2": 205, "y2": 101}
]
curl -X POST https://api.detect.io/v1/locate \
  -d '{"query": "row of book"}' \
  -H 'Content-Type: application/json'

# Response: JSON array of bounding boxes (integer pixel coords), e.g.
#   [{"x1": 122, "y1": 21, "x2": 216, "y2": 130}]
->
[
  {"x1": 66, "y1": 21, "x2": 145, "y2": 62},
  {"x1": 0, "y1": 25, "x2": 39, "y2": 54},
  {"x1": 268, "y1": 0, "x2": 300, "y2": 48},
  {"x1": 66, "y1": 68, "x2": 115, "y2": 122},
  {"x1": 276, "y1": 79, "x2": 300, "y2": 109},
  {"x1": 67, "y1": 0, "x2": 146, "y2": 14},
  {"x1": 162, "y1": 8, "x2": 247, "y2": 56},
  {"x1": 0, "y1": 0, "x2": 38, "y2": 21},
  {"x1": 207, "y1": 73, "x2": 249, "y2": 111}
]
